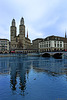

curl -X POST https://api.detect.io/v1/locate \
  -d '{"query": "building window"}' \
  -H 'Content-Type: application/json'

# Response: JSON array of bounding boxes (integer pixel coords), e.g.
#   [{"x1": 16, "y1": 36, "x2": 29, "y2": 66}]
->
[
  {"x1": 55, "y1": 44, "x2": 56, "y2": 47},
  {"x1": 60, "y1": 44, "x2": 62, "y2": 47},
  {"x1": 57, "y1": 44, "x2": 59, "y2": 47},
  {"x1": 55, "y1": 38, "x2": 57, "y2": 40},
  {"x1": 60, "y1": 41, "x2": 62, "y2": 43},
  {"x1": 58, "y1": 38, "x2": 60, "y2": 40},
  {"x1": 47, "y1": 44, "x2": 48, "y2": 47},
  {"x1": 49, "y1": 44, "x2": 50, "y2": 47}
]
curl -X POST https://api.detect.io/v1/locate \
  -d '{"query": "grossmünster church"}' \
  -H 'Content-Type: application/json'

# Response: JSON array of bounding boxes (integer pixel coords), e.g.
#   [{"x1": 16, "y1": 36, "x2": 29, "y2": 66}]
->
[{"x1": 10, "y1": 17, "x2": 31, "y2": 52}]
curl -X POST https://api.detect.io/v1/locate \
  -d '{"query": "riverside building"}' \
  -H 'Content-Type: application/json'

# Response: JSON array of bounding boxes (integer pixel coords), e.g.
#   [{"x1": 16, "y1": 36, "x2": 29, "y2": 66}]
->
[
  {"x1": 39, "y1": 35, "x2": 67, "y2": 52},
  {"x1": 0, "y1": 39, "x2": 9, "y2": 53},
  {"x1": 32, "y1": 38, "x2": 43, "y2": 52}
]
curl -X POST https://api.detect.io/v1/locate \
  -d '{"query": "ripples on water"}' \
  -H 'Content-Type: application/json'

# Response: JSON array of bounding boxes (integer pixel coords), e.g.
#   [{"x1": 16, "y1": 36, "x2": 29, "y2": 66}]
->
[{"x1": 0, "y1": 55, "x2": 67, "y2": 100}]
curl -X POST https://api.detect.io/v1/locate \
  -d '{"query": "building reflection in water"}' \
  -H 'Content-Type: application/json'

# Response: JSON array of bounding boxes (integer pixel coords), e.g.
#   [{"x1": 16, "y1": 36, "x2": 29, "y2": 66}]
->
[
  {"x1": 19, "y1": 62, "x2": 26, "y2": 91},
  {"x1": 10, "y1": 64, "x2": 17, "y2": 91},
  {"x1": 9, "y1": 56, "x2": 31, "y2": 93},
  {"x1": 0, "y1": 56, "x2": 67, "y2": 94},
  {"x1": 32, "y1": 57, "x2": 67, "y2": 76},
  {"x1": 0, "y1": 57, "x2": 10, "y2": 74}
]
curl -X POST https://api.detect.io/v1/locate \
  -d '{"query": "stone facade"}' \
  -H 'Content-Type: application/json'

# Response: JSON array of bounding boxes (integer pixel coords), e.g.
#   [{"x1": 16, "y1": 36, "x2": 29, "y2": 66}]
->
[
  {"x1": 0, "y1": 39, "x2": 9, "y2": 53},
  {"x1": 10, "y1": 17, "x2": 31, "y2": 52},
  {"x1": 32, "y1": 38, "x2": 43, "y2": 52}
]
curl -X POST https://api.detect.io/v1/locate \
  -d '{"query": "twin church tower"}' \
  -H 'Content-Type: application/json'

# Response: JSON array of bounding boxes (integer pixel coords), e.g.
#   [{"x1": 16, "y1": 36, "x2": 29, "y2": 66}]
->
[{"x1": 10, "y1": 17, "x2": 31, "y2": 51}]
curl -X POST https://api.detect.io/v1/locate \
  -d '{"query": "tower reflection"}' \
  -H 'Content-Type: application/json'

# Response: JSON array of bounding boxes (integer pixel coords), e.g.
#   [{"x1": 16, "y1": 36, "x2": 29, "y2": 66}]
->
[
  {"x1": 9, "y1": 57, "x2": 31, "y2": 93},
  {"x1": 10, "y1": 65, "x2": 17, "y2": 90},
  {"x1": 19, "y1": 62, "x2": 26, "y2": 91}
]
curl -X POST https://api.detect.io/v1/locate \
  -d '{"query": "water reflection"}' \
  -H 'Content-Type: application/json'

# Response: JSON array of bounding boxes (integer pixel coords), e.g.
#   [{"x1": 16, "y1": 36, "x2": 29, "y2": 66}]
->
[
  {"x1": 0, "y1": 56, "x2": 67, "y2": 93},
  {"x1": 9, "y1": 57, "x2": 31, "y2": 93},
  {"x1": 33, "y1": 58, "x2": 64, "y2": 76}
]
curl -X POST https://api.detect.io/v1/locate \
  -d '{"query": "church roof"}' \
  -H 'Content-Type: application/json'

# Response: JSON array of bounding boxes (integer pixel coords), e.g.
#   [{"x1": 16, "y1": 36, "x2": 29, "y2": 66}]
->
[
  {"x1": 39, "y1": 35, "x2": 67, "y2": 43},
  {"x1": 32, "y1": 38, "x2": 43, "y2": 41},
  {"x1": 25, "y1": 37, "x2": 31, "y2": 41}
]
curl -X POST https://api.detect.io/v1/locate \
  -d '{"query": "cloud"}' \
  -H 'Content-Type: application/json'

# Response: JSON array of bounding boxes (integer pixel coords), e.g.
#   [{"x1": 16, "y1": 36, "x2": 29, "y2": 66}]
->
[
  {"x1": 0, "y1": 26, "x2": 9, "y2": 39},
  {"x1": 25, "y1": 26, "x2": 44, "y2": 41},
  {"x1": 58, "y1": 22, "x2": 67, "y2": 33},
  {"x1": 0, "y1": 0, "x2": 67, "y2": 41}
]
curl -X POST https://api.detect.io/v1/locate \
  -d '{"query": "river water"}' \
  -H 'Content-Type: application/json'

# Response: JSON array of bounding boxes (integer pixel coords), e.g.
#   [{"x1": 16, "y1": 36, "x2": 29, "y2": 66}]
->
[{"x1": 0, "y1": 55, "x2": 67, "y2": 100}]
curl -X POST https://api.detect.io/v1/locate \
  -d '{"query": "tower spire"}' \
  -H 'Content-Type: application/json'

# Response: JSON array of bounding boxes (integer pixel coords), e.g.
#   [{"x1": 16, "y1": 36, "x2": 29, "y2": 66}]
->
[
  {"x1": 12, "y1": 19, "x2": 16, "y2": 26},
  {"x1": 65, "y1": 30, "x2": 66, "y2": 38},
  {"x1": 27, "y1": 29, "x2": 28, "y2": 38}
]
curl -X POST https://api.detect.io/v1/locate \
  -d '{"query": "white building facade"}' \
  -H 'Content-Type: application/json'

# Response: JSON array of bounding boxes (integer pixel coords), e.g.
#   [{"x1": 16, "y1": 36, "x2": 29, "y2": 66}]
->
[{"x1": 39, "y1": 36, "x2": 64, "y2": 52}]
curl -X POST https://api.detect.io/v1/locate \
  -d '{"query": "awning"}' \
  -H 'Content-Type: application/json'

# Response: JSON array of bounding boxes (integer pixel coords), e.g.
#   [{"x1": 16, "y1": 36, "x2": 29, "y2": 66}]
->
[{"x1": 11, "y1": 51, "x2": 15, "y2": 53}]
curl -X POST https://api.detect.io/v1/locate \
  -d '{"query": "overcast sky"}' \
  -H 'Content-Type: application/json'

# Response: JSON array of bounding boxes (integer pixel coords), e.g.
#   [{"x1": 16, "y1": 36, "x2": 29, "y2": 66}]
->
[{"x1": 0, "y1": 0, "x2": 67, "y2": 41}]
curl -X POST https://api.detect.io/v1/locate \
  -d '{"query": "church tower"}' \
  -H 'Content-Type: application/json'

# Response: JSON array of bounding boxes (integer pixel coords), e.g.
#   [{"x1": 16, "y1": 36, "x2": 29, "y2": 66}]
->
[
  {"x1": 19, "y1": 17, "x2": 25, "y2": 36},
  {"x1": 10, "y1": 19, "x2": 16, "y2": 41},
  {"x1": 19, "y1": 17, "x2": 25, "y2": 49}
]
